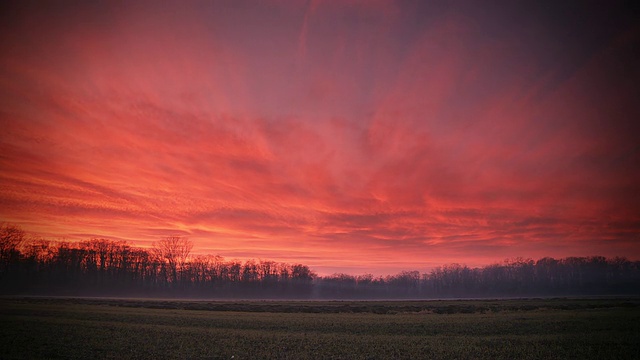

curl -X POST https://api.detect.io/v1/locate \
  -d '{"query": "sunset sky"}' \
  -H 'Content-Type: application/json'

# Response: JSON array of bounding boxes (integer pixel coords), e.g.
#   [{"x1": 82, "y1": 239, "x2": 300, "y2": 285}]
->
[{"x1": 1, "y1": 1, "x2": 639, "y2": 275}]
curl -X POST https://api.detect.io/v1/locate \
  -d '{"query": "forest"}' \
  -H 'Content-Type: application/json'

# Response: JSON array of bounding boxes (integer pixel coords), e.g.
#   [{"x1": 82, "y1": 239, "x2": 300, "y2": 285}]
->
[{"x1": 1, "y1": 224, "x2": 639, "y2": 298}]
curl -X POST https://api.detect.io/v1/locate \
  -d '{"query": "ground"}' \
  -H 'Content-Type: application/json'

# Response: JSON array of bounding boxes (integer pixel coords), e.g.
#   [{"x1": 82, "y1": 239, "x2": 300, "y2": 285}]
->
[{"x1": 1, "y1": 297, "x2": 639, "y2": 359}]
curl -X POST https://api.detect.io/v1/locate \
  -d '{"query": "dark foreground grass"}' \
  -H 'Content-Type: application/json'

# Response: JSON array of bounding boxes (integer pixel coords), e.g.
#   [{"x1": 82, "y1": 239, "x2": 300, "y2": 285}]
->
[{"x1": 1, "y1": 297, "x2": 639, "y2": 359}]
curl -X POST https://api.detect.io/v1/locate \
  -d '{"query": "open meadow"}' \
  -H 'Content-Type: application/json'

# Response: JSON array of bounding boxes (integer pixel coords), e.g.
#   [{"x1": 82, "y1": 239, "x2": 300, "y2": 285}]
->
[{"x1": 1, "y1": 297, "x2": 639, "y2": 359}]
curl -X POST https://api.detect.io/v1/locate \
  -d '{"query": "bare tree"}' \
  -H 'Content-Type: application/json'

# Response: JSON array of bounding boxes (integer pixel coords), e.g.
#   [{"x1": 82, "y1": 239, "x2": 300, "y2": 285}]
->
[
  {"x1": 0, "y1": 224, "x2": 26, "y2": 276},
  {"x1": 153, "y1": 236, "x2": 193, "y2": 284},
  {"x1": 0, "y1": 224, "x2": 25, "y2": 255}
]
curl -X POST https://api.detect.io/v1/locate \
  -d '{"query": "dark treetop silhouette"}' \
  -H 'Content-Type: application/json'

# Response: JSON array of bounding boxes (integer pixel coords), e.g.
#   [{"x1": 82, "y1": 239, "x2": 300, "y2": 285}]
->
[{"x1": 1, "y1": 224, "x2": 639, "y2": 299}]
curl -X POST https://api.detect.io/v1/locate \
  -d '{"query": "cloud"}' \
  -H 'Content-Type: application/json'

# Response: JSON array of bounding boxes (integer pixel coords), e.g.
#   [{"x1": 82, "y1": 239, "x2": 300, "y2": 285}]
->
[{"x1": 1, "y1": 1, "x2": 638, "y2": 275}]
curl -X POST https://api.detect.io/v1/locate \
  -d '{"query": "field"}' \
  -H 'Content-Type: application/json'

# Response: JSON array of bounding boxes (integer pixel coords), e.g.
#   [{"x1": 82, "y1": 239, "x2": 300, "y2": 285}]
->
[{"x1": 1, "y1": 297, "x2": 639, "y2": 359}]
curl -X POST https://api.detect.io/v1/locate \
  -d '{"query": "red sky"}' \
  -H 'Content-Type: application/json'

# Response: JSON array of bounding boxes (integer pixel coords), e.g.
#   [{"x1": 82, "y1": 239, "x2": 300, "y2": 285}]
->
[{"x1": 1, "y1": 1, "x2": 639, "y2": 275}]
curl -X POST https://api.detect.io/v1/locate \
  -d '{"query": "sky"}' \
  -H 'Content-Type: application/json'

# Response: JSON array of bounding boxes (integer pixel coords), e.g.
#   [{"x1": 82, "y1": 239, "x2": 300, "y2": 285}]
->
[{"x1": 1, "y1": 1, "x2": 639, "y2": 276}]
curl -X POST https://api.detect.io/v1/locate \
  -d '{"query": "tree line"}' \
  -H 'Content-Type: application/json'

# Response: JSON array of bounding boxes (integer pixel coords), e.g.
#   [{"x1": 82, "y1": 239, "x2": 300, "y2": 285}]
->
[{"x1": 1, "y1": 224, "x2": 639, "y2": 298}]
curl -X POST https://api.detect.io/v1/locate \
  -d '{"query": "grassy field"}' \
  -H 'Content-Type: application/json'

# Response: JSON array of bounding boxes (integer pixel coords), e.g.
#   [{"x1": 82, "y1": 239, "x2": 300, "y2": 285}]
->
[{"x1": 1, "y1": 297, "x2": 639, "y2": 359}]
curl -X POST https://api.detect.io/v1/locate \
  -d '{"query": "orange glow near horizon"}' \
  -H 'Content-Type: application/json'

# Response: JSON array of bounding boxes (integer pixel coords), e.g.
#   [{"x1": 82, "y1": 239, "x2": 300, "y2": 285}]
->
[{"x1": 1, "y1": 1, "x2": 639, "y2": 275}]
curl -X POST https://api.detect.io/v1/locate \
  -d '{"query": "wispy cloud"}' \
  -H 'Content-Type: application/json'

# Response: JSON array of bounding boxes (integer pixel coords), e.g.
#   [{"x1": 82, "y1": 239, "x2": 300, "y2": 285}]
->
[{"x1": 1, "y1": 1, "x2": 638, "y2": 275}]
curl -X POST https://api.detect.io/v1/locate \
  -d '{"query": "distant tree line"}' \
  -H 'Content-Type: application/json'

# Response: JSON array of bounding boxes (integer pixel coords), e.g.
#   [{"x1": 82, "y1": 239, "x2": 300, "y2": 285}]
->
[
  {"x1": 0, "y1": 225, "x2": 315, "y2": 298},
  {"x1": 319, "y1": 256, "x2": 640, "y2": 298},
  {"x1": 1, "y1": 224, "x2": 639, "y2": 298}
]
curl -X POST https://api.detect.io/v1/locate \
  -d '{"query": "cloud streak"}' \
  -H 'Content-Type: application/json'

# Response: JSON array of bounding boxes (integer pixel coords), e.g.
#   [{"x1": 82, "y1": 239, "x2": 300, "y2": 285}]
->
[{"x1": 1, "y1": 1, "x2": 639, "y2": 275}]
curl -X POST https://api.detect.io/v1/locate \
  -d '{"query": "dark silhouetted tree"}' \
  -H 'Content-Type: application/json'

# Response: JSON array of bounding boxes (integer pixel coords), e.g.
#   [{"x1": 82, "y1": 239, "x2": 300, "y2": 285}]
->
[
  {"x1": 0, "y1": 224, "x2": 26, "y2": 278},
  {"x1": 153, "y1": 236, "x2": 193, "y2": 286}
]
